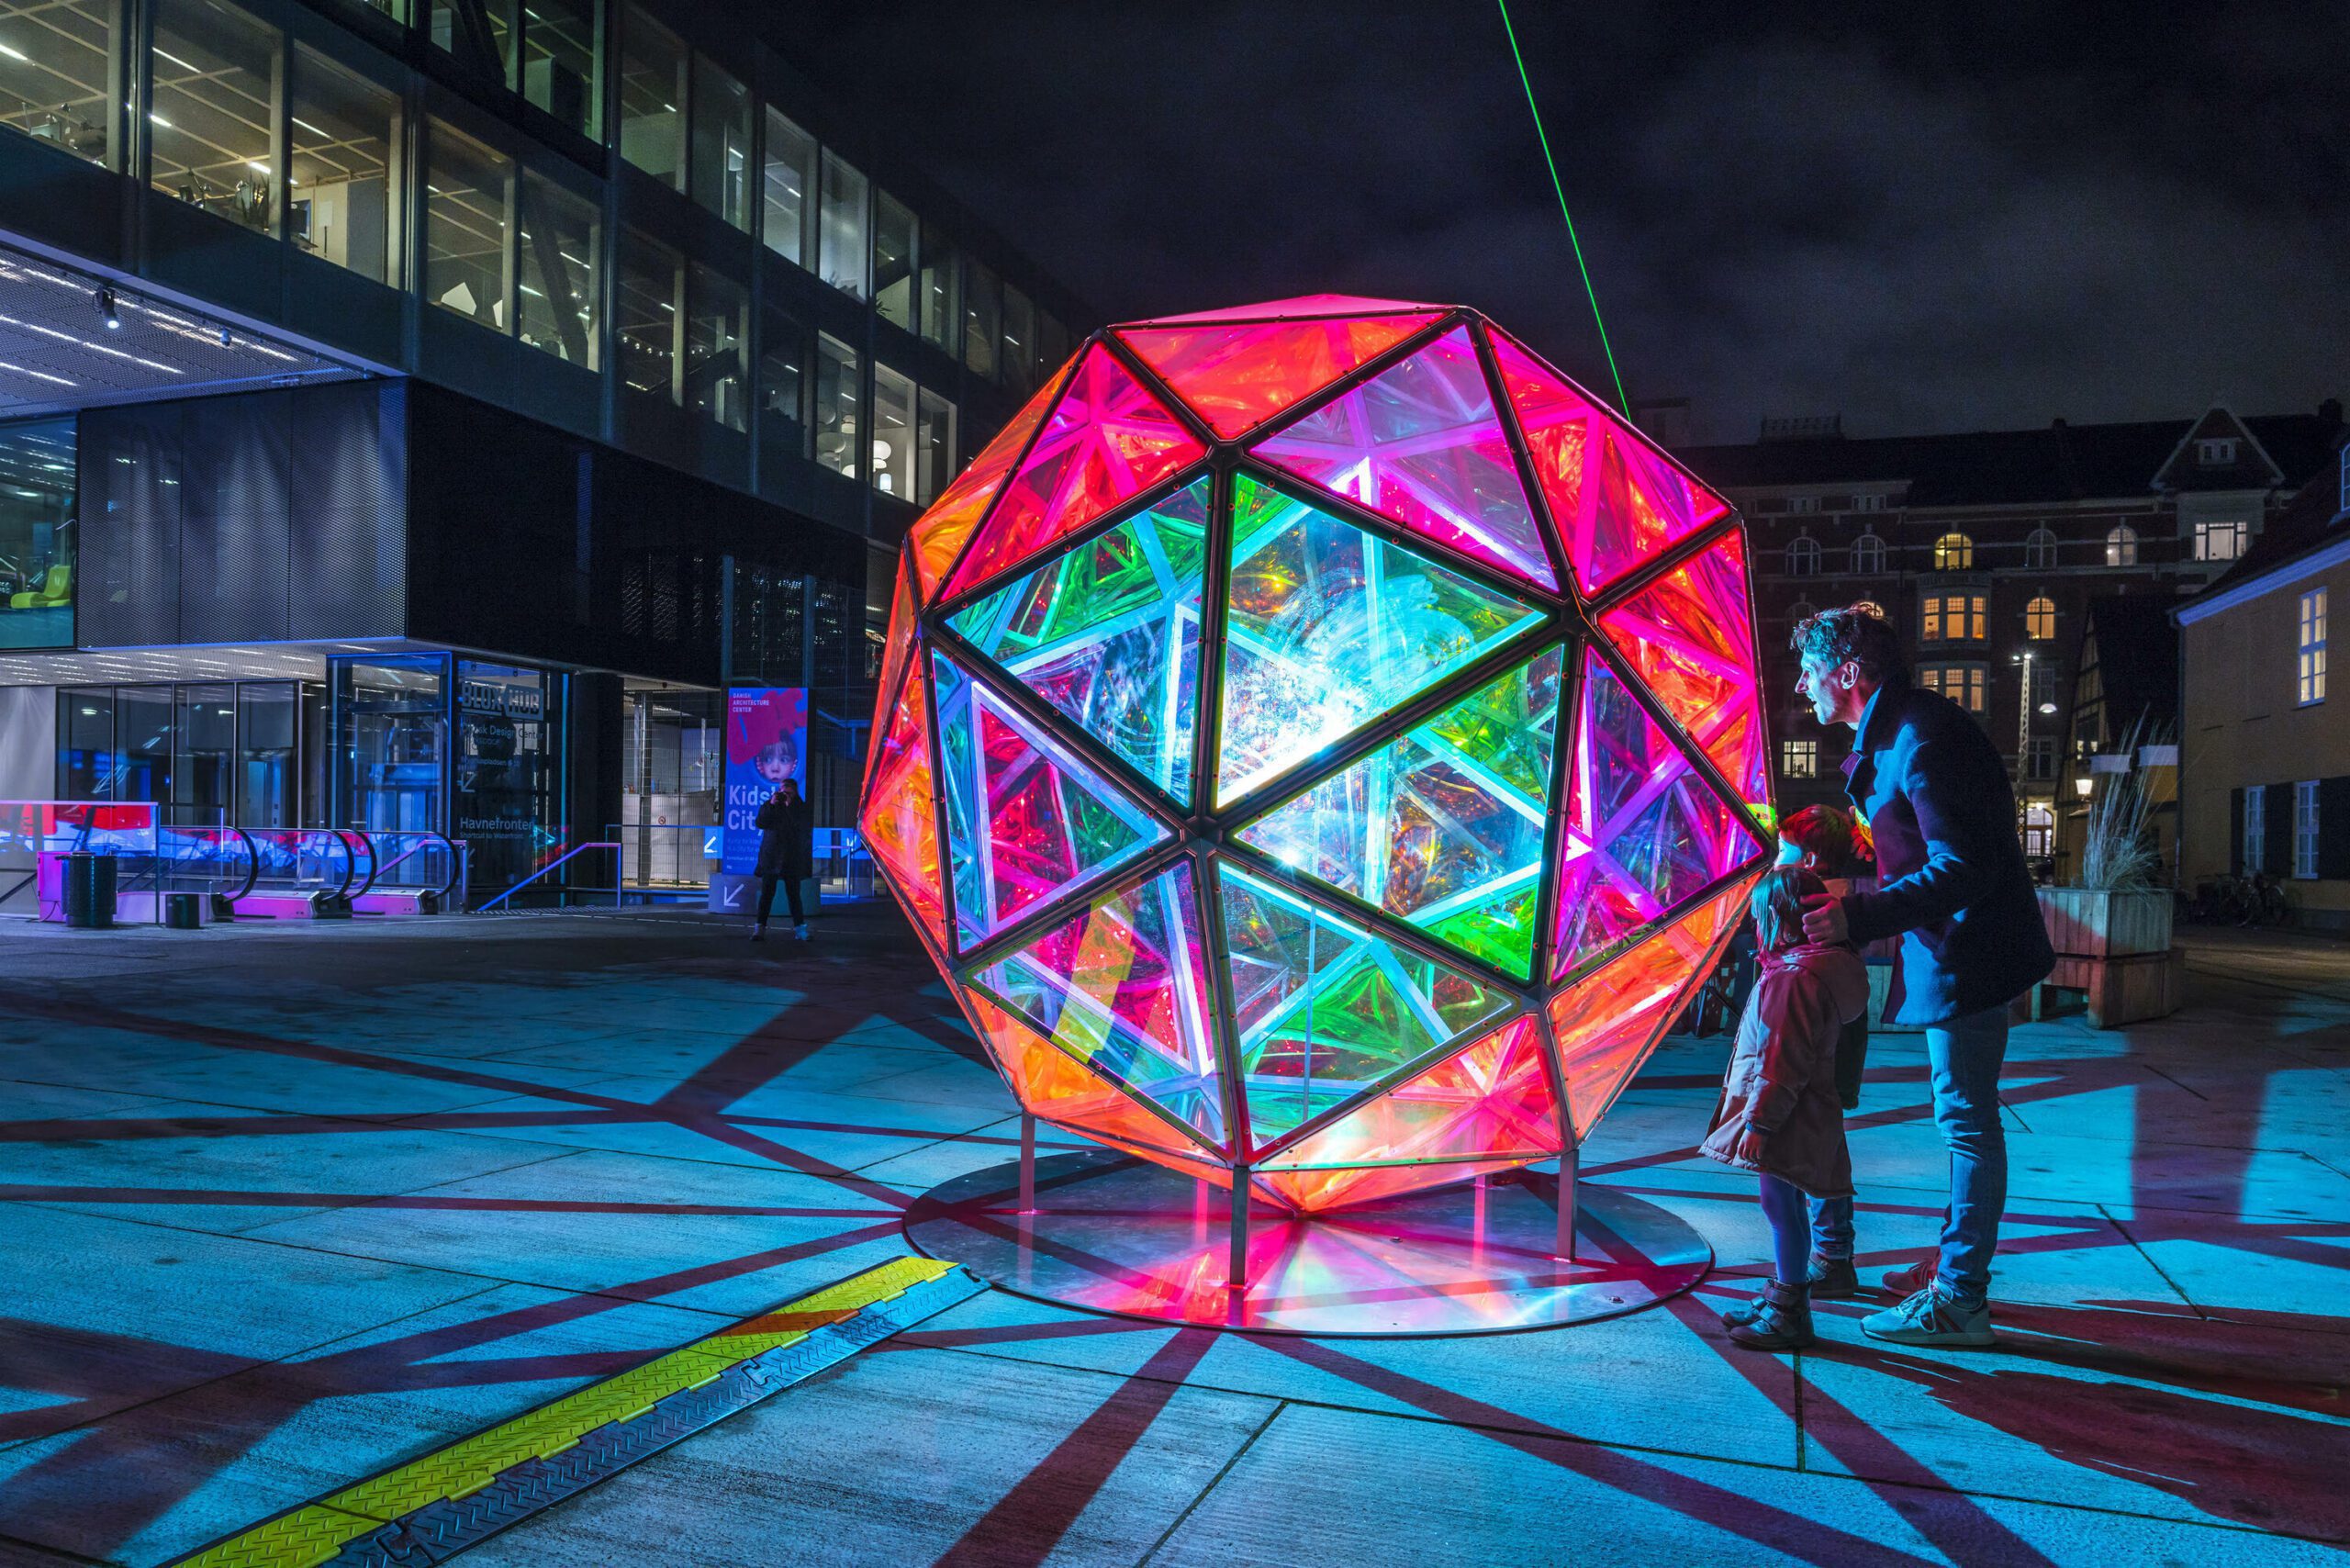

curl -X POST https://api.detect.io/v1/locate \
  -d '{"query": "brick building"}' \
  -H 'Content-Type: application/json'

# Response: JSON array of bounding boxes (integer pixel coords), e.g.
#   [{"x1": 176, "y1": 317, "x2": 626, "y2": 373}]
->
[{"x1": 1673, "y1": 401, "x2": 2343, "y2": 879}]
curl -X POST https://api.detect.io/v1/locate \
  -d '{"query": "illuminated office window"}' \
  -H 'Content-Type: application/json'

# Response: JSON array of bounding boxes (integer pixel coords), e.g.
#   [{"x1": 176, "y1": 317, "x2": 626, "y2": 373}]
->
[
  {"x1": 686, "y1": 263, "x2": 747, "y2": 430},
  {"x1": 688, "y1": 56, "x2": 751, "y2": 230},
  {"x1": 0, "y1": 0, "x2": 118, "y2": 167},
  {"x1": 151, "y1": 0, "x2": 281, "y2": 233},
  {"x1": 817, "y1": 151, "x2": 868, "y2": 297},
  {"x1": 761, "y1": 107, "x2": 813, "y2": 266},
  {"x1": 617, "y1": 6, "x2": 684, "y2": 189},
  {"x1": 423, "y1": 118, "x2": 511, "y2": 330},
  {"x1": 616, "y1": 227, "x2": 682, "y2": 401},
  {"x1": 289, "y1": 48, "x2": 400, "y2": 285},
  {"x1": 517, "y1": 171, "x2": 599, "y2": 367}
]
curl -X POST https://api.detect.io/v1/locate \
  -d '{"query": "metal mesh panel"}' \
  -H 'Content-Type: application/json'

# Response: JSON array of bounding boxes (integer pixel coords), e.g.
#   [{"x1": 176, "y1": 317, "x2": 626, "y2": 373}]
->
[
  {"x1": 289, "y1": 383, "x2": 405, "y2": 638},
  {"x1": 77, "y1": 403, "x2": 184, "y2": 647},
  {"x1": 179, "y1": 397, "x2": 292, "y2": 644}
]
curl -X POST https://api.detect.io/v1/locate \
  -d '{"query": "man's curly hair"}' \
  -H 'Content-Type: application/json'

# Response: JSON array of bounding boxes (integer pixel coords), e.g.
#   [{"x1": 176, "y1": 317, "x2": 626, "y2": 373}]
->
[{"x1": 1790, "y1": 603, "x2": 1908, "y2": 688}]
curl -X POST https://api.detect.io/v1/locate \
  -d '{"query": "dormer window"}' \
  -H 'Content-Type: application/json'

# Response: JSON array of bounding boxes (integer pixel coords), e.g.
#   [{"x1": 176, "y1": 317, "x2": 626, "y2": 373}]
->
[
  {"x1": 1789, "y1": 495, "x2": 1818, "y2": 513},
  {"x1": 2196, "y1": 437, "x2": 2238, "y2": 466}
]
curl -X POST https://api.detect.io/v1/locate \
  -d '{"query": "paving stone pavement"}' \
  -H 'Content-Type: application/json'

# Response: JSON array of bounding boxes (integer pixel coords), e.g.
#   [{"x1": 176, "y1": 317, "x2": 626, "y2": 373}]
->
[{"x1": 0, "y1": 910, "x2": 2343, "y2": 1566}]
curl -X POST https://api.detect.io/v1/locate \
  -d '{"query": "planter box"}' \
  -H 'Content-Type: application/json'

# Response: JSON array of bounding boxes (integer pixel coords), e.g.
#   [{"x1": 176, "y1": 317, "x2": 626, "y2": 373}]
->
[
  {"x1": 2030, "y1": 949, "x2": 2184, "y2": 1029},
  {"x1": 2038, "y1": 886, "x2": 2173, "y2": 958}
]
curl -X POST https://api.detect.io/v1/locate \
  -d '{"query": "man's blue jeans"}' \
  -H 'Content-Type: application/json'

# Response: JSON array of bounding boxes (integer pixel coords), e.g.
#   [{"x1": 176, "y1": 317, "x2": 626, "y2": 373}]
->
[{"x1": 1926, "y1": 1002, "x2": 2010, "y2": 1305}]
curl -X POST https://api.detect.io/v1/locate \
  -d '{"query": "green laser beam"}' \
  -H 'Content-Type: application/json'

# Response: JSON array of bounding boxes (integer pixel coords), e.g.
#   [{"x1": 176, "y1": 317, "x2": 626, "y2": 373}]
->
[{"x1": 1494, "y1": 0, "x2": 1629, "y2": 413}]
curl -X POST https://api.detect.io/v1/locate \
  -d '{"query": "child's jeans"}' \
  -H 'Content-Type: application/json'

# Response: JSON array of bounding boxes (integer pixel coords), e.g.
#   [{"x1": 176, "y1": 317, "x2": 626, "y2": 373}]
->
[
  {"x1": 1810, "y1": 1194, "x2": 1854, "y2": 1260},
  {"x1": 1757, "y1": 1175, "x2": 1811, "y2": 1284}
]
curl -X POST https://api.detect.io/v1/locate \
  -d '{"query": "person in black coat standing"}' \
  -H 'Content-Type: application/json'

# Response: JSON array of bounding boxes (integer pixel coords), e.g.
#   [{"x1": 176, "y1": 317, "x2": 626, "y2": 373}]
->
[
  {"x1": 751, "y1": 778, "x2": 814, "y2": 942},
  {"x1": 1792, "y1": 605, "x2": 2054, "y2": 1349}
]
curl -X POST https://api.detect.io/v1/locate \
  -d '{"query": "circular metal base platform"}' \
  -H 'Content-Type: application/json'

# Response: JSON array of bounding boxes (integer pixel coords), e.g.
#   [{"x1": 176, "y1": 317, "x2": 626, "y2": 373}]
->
[{"x1": 902, "y1": 1149, "x2": 1712, "y2": 1337}]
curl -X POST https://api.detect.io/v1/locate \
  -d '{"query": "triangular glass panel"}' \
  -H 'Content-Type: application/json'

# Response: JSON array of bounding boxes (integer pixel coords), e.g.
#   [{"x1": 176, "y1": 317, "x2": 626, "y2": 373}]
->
[
  {"x1": 1132, "y1": 294, "x2": 1445, "y2": 326},
  {"x1": 1586, "y1": 429, "x2": 1729, "y2": 592},
  {"x1": 1250, "y1": 326, "x2": 1558, "y2": 592},
  {"x1": 961, "y1": 991, "x2": 1230, "y2": 1180},
  {"x1": 943, "y1": 344, "x2": 1208, "y2": 599},
  {"x1": 1550, "y1": 646, "x2": 1764, "y2": 980},
  {"x1": 865, "y1": 553, "x2": 923, "y2": 792},
  {"x1": 1599, "y1": 529, "x2": 1770, "y2": 809},
  {"x1": 1236, "y1": 645, "x2": 1562, "y2": 980},
  {"x1": 948, "y1": 478, "x2": 1207, "y2": 804},
  {"x1": 932, "y1": 649, "x2": 1169, "y2": 951},
  {"x1": 1544, "y1": 877, "x2": 1752, "y2": 1137},
  {"x1": 1489, "y1": 330, "x2": 1600, "y2": 591},
  {"x1": 1215, "y1": 474, "x2": 1542, "y2": 808},
  {"x1": 904, "y1": 364, "x2": 1069, "y2": 602},
  {"x1": 1117, "y1": 313, "x2": 1439, "y2": 441},
  {"x1": 1218, "y1": 862, "x2": 1515, "y2": 1155},
  {"x1": 972, "y1": 860, "x2": 1225, "y2": 1152},
  {"x1": 857, "y1": 657, "x2": 947, "y2": 951},
  {"x1": 1257, "y1": 1015, "x2": 1559, "y2": 1212}
]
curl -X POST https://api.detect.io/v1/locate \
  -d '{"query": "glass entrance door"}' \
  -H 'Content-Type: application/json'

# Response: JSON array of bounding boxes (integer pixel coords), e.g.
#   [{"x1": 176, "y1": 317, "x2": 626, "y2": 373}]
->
[{"x1": 336, "y1": 655, "x2": 449, "y2": 836}]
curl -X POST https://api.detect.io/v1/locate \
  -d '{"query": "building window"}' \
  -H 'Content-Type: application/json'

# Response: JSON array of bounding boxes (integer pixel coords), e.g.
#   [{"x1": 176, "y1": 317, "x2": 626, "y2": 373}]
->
[
  {"x1": 1, "y1": 0, "x2": 116, "y2": 167},
  {"x1": 760, "y1": 107, "x2": 814, "y2": 267},
  {"x1": 1854, "y1": 599, "x2": 1886, "y2": 620},
  {"x1": 915, "y1": 388, "x2": 957, "y2": 507},
  {"x1": 1922, "y1": 593, "x2": 1986, "y2": 643},
  {"x1": 2244, "y1": 785, "x2": 2265, "y2": 873},
  {"x1": 422, "y1": 118, "x2": 510, "y2": 330},
  {"x1": 426, "y1": 0, "x2": 511, "y2": 81},
  {"x1": 515, "y1": 171, "x2": 598, "y2": 367},
  {"x1": 289, "y1": 48, "x2": 400, "y2": 286},
  {"x1": 919, "y1": 222, "x2": 960, "y2": 353},
  {"x1": 1789, "y1": 495, "x2": 1818, "y2": 513},
  {"x1": 813, "y1": 333, "x2": 860, "y2": 478},
  {"x1": 757, "y1": 304, "x2": 807, "y2": 465},
  {"x1": 964, "y1": 257, "x2": 1001, "y2": 378},
  {"x1": 817, "y1": 150, "x2": 869, "y2": 297},
  {"x1": 2026, "y1": 596, "x2": 2055, "y2": 640},
  {"x1": 1850, "y1": 532, "x2": 1885, "y2": 574},
  {"x1": 2030, "y1": 659, "x2": 2056, "y2": 711},
  {"x1": 2295, "y1": 780, "x2": 2321, "y2": 879},
  {"x1": 874, "y1": 191, "x2": 917, "y2": 332},
  {"x1": 2105, "y1": 523, "x2": 2138, "y2": 566},
  {"x1": 2196, "y1": 437, "x2": 2238, "y2": 467},
  {"x1": 1785, "y1": 536, "x2": 1820, "y2": 577},
  {"x1": 2022, "y1": 800, "x2": 2054, "y2": 856},
  {"x1": 1932, "y1": 532, "x2": 1974, "y2": 570},
  {"x1": 615, "y1": 227, "x2": 681, "y2": 400},
  {"x1": 870, "y1": 364, "x2": 915, "y2": 498},
  {"x1": 688, "y1": 56, "x2": 752, "y2": 230},
  {"x1": 2300, "y1": 588, "x2": 2328, "y2": 705},
  {"x1": 0, "y1": 418, "x2": 75, "y2": 651},
  {"x1": 686, "y1": 263, "x2": 746, "y2": 430},
  {"x1": 1851, "y1": 493, "x2": 1884, "y2": 512},
  {"x1": 1781, "y1": 738, "x2": 1817, "y2": 778},
  {"x1": 151, "y1": 0, "x2": 281, "y2": 233},
  {"x1": 518, "y1": 0, "x2": 598, "y2": 137},
  {"x1": 1002, "y1": 285, "x2": 1038, "y2": 396},
  {"x1": 2024, "y1": 737, "x2": 2055, "y2": 781},
  {"x1": 2023, "y1": 528, "x2": 2057, "y2": 569},
  {"x1": 616, "y1": 6, "x2": 684, "y2": 189},
  {"x1": 2194, "y1": 519, "x2": 2247, "y2": 562},
  {"x1": 1919, "y1": 664, "x2": 1986, "y2": 713}
]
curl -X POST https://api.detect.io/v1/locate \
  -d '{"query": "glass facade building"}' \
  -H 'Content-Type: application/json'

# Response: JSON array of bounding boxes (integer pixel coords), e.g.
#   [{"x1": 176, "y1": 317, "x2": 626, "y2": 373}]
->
[{"x1": 0, "y1": 0, "x2": 1086, "y2": 900}]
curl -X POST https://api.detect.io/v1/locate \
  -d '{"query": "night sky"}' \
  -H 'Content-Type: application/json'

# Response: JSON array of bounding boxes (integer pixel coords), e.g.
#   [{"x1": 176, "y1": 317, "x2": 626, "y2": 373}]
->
[{"x1": 785, "y1": 2, "x2": 2348, "y2": 444}]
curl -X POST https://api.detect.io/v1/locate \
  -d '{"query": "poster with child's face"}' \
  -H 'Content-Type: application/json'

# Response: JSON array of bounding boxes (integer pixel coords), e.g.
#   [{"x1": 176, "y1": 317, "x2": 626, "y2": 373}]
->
[{"x1": 722, "y1": 688, "x2": 809, "y2": 874}]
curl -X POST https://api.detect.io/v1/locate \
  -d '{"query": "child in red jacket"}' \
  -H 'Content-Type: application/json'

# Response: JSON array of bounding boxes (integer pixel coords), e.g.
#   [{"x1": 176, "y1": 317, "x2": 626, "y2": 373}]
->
[{"x1": 1701, "y1": 865, "x2": 1871, "y2": 1350}]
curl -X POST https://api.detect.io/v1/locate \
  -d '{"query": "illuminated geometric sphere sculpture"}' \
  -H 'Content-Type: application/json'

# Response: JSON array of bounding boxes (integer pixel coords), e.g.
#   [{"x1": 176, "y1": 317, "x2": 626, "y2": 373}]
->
[{"x1": 861, "y1": 295, "x2": 1774, "y2": 1214}]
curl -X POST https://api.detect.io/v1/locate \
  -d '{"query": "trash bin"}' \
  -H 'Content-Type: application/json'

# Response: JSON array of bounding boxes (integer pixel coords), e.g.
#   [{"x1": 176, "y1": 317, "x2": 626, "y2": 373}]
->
[
  {"x1": 163, "y1": 891, "x2": 202, "y2": 930},
  {"x1": 62, "y1": 851, "x2": 117, "y2": 929}
]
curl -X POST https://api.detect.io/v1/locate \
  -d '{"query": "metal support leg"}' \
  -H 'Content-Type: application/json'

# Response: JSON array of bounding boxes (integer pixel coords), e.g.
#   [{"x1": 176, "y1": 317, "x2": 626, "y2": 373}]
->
[
  {"x1": 1227, "y1": 1170, "x2": 1250, "y2": 1293},
  {"x1": 1555, "y1": 1141, "x2": 1579, "y2": 1262},
  {"x1": 1018, "y1": 1114, "x2": 1036, "y2": 1215}
]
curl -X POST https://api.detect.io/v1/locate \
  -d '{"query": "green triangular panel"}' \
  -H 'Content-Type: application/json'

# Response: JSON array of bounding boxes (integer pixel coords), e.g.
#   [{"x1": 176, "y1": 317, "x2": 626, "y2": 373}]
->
[
  {"x1": 1216, "y1": 861, "x2": 1516, "y2": 1154},
  {"x1": 1214, "y1": 473, "x2": 1542, "y2": 808},
  {"x1": 1236, "y1": 645, "x2": 1562, "y2": 980},
  {"x1": 948, "y1": 478, "x2": 1207, "y2": 805},
  {"x1": 933, "y1": 649, "x2": 1169, "y2": 952}
]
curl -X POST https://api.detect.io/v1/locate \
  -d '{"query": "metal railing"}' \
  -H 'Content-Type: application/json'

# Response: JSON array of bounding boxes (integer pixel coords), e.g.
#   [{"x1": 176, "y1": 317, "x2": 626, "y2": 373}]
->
[{"x1": 476, "y1": 842, "x2": 621, "y2": 912}]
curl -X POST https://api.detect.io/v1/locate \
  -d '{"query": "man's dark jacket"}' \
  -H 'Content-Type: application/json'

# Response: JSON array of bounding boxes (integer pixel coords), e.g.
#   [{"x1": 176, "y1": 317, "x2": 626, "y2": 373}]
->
[
  {"x1": 754, "y1": 792, "x2": 813, "y2": 880},
  {"x1": 1838, "y1": 683, "x2": 2054, "y2": 1026}
]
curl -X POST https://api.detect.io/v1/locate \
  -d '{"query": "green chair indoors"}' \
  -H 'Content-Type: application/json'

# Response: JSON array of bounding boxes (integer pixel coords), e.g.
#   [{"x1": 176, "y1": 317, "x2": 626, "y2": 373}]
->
[{"x1": 9, "y1": 565, "x2": 70, "y2": 610}]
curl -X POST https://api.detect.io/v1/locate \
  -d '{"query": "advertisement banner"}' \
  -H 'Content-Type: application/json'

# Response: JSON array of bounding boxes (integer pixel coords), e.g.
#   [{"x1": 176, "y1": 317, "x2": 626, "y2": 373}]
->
[{"x1": 722, "y1": 688, "x2": 808, "y2": 876}]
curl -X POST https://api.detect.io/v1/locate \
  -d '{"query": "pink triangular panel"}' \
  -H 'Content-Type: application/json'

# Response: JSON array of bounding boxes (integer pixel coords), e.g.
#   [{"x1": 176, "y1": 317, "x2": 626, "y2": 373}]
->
[
  {"x1": 963, "y1": 993, "x2": 1229, "y2": 1176},
  {"x1": 1545, "y1": 878, "x2": 1752, "y2": 1138},
  {"x1": 1598, "y1": 531, "x2": 1771, "y2": 809},
  {"x1": 857, "y1": 660, "x2": 947, "y2": 951},
  {"x1": 1118, "y1": 314, "x2": 1440, "y2": 440},
  {"x1": 1131, "y1": 294, "x2": 1448, "y2": 326},
  {"x1": 1257, "y1": 1016, "x2": 1559, "y2": 1212},
  {"x1": 1250, "y1": 327, "x2": 1557, "y2": 592},
  {"x1": 904, "y1": 366, "x2": 1069, "y2": 602},
  {"x1": 943, "y1": 344, "x2": 1208, "y2": 599},
  {"x1": 1550, "y1": 646, "x2": 1765, "y2": 980},
  {"x1": 1490, "y1": 330, "x2": 1730, "y2": 594}
]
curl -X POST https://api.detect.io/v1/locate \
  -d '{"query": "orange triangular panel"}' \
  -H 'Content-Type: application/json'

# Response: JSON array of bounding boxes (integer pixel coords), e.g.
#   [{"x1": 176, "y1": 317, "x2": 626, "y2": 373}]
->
[
  {"x1": 942, "y1": 345, "x2": 1208, "y2": 599},
  {"x1": 1544, "y1": 875, "x2": 1754, "y2": 1138},
  {"x1": 858, "y1": 658, "x2": 947, "y2": 948},
  {"x1": 1117, "y1": 313, "x2": 1440, "y2": 440},
  {"x1": 962, "y1": 992, "x2": 1229, "y2": 1176},
  {"x1": 865, "y1": 554, "x2": 923, "y2": 792},
  {"x1": 903, "y1": 363, "x2": 1069, "y2": 602}
]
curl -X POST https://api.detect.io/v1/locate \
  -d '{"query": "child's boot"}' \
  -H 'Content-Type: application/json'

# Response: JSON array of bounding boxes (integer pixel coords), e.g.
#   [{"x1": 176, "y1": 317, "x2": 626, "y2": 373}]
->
[
  {"x1": 1727, "y1": 1280, "x2": 1813, "y2": 1350},
  {"x1": 1724, "y1": 1254, "x2": 1855, "y2": 1326}
]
